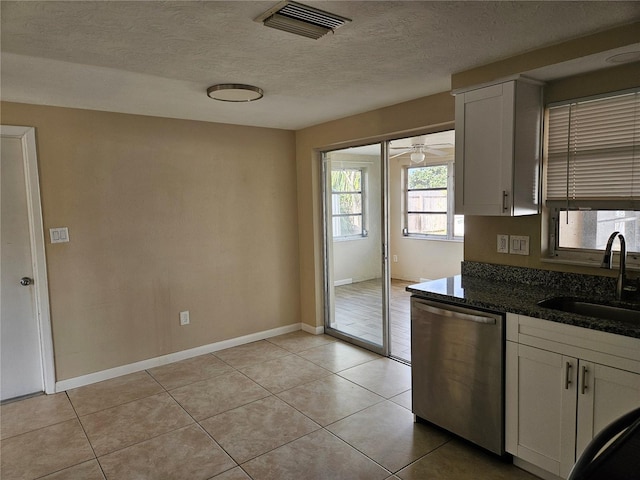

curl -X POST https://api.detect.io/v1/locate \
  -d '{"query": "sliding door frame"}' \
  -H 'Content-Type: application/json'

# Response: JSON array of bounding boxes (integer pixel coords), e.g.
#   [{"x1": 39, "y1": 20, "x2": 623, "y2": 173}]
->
[{"x1": 321, "y1": 142, "x2": 390, "y2": 357}]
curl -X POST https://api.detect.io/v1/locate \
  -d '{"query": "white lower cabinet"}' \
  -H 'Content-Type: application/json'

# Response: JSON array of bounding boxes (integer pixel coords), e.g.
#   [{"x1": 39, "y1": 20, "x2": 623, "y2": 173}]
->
[
  {"x1": 575, "y1": 362, "x2": 640, "y2": 456},
  {"x1": 506, "y1": 314, "x2": 640, "y2": 479}
]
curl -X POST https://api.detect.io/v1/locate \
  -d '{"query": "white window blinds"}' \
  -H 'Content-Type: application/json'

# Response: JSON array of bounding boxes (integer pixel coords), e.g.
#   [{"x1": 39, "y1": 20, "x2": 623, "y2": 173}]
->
[{"x1": 546, "y1": 90, "x2": 640, "y2": 210}]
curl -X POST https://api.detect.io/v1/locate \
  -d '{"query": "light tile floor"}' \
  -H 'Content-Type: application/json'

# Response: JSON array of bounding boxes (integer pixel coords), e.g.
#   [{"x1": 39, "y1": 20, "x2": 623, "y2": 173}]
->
[{"x1": 0, "y1": 331, "x2": 538, "y2": 480}]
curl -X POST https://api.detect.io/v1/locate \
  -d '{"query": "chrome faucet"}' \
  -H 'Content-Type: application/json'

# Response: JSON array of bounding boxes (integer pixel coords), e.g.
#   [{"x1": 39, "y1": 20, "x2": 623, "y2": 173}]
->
[{"x1": 601, "y1": 231, "x2": 626, "y2": 300}]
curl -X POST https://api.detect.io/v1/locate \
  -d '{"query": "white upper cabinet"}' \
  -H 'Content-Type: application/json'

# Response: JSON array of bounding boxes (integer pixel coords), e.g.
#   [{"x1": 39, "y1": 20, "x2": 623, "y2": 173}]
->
[{"x1": 454, "y1": 78, "x2": 543, "y2": 216}]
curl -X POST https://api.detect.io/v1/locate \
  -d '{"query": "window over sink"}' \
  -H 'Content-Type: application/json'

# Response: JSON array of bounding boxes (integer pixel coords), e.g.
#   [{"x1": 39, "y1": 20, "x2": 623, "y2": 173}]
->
[{"x1": 545, "y1": 88, "x2": 640, "y2": 267}]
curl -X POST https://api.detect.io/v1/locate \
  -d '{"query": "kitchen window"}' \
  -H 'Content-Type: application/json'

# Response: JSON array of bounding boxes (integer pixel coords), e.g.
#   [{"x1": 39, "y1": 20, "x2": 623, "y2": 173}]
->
[
  {"x1": 331, "y1": 167, "x2": 367, "y2": 239},
  {"x1": 545, "y1": 88, "x2": 640, "y2": 265},
  {"x1": 403, "y1": 163, "x2": 463, "y2": 240}
]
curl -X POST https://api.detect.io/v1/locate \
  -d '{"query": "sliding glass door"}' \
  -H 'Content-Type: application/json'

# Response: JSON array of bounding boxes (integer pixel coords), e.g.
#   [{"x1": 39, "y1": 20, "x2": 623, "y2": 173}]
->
[{"x1": 322, "y1": 143, "x2": 389, "y2": 355}]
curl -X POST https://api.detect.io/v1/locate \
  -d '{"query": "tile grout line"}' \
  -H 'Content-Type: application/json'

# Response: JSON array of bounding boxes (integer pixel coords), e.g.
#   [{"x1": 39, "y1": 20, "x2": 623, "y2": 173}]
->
[
  {"x1": 63, "y1": 390, "x2": 109, "y2": 480},
  {"x1": 162, "y1": 341, "x2": 392, "y2": 476},
  {"x1": 76, "y1": 340, "x2": 354, "y2": 474},
  {"x1": 320, "y1": 427, "x2": 394, "y2": 476},
  {"x1": 391, "y1": 437, "x2": 455, "y2": 477},
  {"x1": 10, "y1": 333, "x2": 411, "y2": 480}
]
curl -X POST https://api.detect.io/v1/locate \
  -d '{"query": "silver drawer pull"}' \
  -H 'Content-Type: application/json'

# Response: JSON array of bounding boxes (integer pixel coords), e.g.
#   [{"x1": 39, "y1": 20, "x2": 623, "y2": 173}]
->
[{"x1": 414, "y1": 302, "x2": 496, "y2": 324}]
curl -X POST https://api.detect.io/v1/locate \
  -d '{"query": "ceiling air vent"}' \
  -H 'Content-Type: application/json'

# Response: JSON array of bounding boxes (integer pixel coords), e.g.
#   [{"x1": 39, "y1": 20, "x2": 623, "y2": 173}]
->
[{"x1": 255, "y1": 1, "x2": 351, "y2": 40}]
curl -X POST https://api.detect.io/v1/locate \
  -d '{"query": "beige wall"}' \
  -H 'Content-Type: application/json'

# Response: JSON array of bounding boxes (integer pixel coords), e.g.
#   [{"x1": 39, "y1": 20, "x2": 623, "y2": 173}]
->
[
  {"x1": 544, "y1": 62, "x2": 640, "y2": 104},
  {"x1": 451, "y1": 22, "x2": 640, "y2": 91},
  {"x1": 1, "y1": 102, "x2": 299, "y2": 380}
]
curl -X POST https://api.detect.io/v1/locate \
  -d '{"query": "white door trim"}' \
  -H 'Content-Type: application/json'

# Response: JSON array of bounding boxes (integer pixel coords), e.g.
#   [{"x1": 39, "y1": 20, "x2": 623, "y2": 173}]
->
[{"x1": 1, "y1": 125, "x2": 56, "y2": 394}]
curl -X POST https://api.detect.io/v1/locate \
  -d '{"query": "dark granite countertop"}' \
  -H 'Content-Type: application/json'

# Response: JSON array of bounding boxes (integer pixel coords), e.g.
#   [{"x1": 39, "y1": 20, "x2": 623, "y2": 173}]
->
[{"x1": 407, "y1": 271, "x2": 640, "y2": 339}]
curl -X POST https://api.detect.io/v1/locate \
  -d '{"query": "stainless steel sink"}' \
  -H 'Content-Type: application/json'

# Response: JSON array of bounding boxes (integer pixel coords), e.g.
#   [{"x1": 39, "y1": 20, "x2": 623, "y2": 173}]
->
[{"x1": 537, "y1": 297, "x2": 640, "y2": 324}]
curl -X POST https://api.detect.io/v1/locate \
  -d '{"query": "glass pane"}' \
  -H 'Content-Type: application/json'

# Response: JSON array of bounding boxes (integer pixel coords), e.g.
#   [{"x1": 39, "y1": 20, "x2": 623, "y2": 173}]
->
[
  {"x1": 558, "y1": 210, "x2": 640, "y2": 252},
  {"x1": 408, "y1": 165, "x2": 447, "y2": 189},
  {"x1": 454, "y1": 215, "x2": 465, "y2": 237},
  {"x1": 407, "y1": 189, "x2": 447, "y2": 212},
  {"x1": 332, "y1": 193, "x2": 362, "y2": 215},
  {"x1": 408, "y1": 213, "x2": 447, "y2": 236},
  {"x1": 331, "y1": 169, "x2": 361, "y2": 192},
  {"x1": 333, "y1": 215, "x2": 362, "y2": 237},
  {"x1": 325, "y1": 144, "x2": 384, "y2": 352}
]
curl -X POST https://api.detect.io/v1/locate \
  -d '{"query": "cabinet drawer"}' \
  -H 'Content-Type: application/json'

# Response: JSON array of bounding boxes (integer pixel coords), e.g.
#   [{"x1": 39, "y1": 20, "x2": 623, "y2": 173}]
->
[{"x1": 508, "y1": 314, "x2": 640, "y2": 372}]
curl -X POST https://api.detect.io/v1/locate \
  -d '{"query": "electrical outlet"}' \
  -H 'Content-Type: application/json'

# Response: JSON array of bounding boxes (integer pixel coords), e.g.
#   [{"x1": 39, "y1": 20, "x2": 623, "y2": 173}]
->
[
  {"x1": 179, "y1": 311, "x2": 190, "y2": 326},
  {"x1": 510, "y1": 235, "x2": 530, "y2": 255},
  {"x1": 393, "y1": 255, "x2": 398, "y2": 263},
  {"x1": 497, "y1": 234, "x2": 509, "y2": 254}
]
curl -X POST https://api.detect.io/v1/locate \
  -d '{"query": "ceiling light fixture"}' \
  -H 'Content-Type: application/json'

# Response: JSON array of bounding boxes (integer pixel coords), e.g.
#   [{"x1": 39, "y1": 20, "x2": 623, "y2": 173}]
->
[
  {"x1": 255, "y1": 1, "x2": 351, "y2": 40},
  {"x1": 410, "y1": 152, "x2": 426, "y2": 163},
  {"x1": 605, "y1": 51, "x2": 640, "y2": 64},
  {"x1": 410, "y1": 147, "x2": 426, "y2": 163},
  {"x1": 207, "y1": 84, "x2": 264, "y2": 102}
]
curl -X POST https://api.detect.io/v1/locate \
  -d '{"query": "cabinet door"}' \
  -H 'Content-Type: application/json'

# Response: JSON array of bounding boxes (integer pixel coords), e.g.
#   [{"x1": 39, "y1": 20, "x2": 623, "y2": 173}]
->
[
  {"x1": 506, "y1": 343, "x2": 577, "y2": 478},
  {"x1": 576, "y1": 361, "x2": 640, "y2": 458},
  {"x1": 455, "y1": 82, "x2": 514, "y2": 215}
]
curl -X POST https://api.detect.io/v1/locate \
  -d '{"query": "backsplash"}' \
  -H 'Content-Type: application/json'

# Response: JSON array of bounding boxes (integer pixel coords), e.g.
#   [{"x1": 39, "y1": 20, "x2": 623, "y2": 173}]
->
[{"x1": 461, "y1": 261, "x2": 617, "y2": 297}]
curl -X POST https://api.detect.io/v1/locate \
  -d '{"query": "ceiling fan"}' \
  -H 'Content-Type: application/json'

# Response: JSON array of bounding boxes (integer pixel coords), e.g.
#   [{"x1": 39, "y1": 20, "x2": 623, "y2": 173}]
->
[{"x1": 389, "y1": 143, "x2": 452, "y2": 163}]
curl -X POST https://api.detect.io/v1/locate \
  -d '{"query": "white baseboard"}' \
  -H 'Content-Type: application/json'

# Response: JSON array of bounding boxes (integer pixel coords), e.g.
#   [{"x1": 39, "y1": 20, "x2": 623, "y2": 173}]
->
[
  {"x1": 301, "y1": 323, "x2": 325, "y2": 335},
  {"x1": 55, "y1": 322, "x2": 301, "y2": 392},
  {"x1": 334, "y1": 278, "x2": 352, "y2": 286}
]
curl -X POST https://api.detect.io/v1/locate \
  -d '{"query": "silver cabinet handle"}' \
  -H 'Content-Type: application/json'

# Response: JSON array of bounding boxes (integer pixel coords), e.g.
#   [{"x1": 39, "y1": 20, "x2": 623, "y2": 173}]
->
[
  {"x1": 414, "y1": 302, "x2": 496, "y2": 325},
  {"x1": 565, "y1": 362, "x2": 573, "y2": 390},
  {"x1": 581, "y1": 366, "x2": 589, "y2": 395},
  {"x1": 20, "y1": 277, "x2": 33, "y2": 286}
]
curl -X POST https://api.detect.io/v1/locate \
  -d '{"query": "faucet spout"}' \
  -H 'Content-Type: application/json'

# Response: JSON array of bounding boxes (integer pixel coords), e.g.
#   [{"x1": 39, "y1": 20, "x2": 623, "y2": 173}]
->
[
  {"x1": 601, "y1": 231, "x2": 626, "y2": 300},
  {"x1": 601, "y1": 231, "x2": 619, "y2": 269}
]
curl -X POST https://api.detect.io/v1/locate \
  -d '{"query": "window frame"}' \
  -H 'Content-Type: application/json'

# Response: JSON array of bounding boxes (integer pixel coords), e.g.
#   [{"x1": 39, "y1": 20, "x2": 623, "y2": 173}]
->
[
  {"x1": 546, "y1": 208, "x2": 640, "y2": 270},
  {"x1": 402, "y1": 161, "x2": 462, "y2": 241},
  {"x1": 543, "y1": 88, "x2": 640, "y2": 270},
  {"x1": 330, "y1": 167, "x2": 368, "y2": 241}
]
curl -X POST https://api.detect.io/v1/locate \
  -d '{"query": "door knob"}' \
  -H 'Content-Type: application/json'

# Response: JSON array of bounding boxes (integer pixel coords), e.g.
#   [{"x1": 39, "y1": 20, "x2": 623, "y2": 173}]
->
[{"x1": 20, "y1": 277, "x2": 33, "y2": 286}]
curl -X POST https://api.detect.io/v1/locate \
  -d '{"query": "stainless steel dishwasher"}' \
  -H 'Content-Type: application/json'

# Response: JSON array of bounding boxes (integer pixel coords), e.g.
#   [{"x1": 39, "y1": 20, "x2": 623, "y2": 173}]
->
[{"x1": 411, "y1": 296, "x2": 505, "y2": 455}]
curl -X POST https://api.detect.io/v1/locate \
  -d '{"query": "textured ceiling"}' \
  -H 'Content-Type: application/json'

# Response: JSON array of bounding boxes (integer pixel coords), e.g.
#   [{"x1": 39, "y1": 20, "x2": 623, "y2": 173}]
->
[{"x1": 1, "y1": 1, "x2": 639, "y2": 130}]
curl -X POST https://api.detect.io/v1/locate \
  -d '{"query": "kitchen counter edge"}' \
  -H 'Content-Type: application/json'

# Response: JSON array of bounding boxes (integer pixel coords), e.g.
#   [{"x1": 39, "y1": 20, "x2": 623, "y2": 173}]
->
[{"x1": 407, "y1": 275, "x2": 640, "y2": 339}]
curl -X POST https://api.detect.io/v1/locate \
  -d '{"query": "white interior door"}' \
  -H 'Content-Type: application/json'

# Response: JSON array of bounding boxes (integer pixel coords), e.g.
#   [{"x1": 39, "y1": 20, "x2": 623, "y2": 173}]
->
[{"x1": 1, "y1": 135, "x2": 44, "y2": 400}]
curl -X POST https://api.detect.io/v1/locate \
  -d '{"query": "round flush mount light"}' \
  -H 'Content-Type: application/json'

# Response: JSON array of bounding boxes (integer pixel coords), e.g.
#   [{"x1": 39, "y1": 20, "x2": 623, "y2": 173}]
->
[
  {"x1": 207, "y1": 84, "x2": 264, "y2": 102},
  {"x1": 605, "y1": 51, "x2": 640, "y2": 64}
]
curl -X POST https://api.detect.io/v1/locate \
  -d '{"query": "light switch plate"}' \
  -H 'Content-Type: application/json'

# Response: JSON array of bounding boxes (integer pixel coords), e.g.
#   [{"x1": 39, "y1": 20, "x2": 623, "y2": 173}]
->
[
  {"x1": 497, "y1": 234, "x2": 509, "y2": 254},
  {"x1": 49, "y1": 227, "x2": 69, "y2": 244},
  {"x1": 510, "y1": 235, "x2": 530, "y2": 255}
]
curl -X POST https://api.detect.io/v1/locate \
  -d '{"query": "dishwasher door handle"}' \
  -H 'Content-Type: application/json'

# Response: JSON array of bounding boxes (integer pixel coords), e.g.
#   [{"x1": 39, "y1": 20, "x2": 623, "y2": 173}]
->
[{"x1": 413, "y1": 302, "x2": 497, "y2": 325}]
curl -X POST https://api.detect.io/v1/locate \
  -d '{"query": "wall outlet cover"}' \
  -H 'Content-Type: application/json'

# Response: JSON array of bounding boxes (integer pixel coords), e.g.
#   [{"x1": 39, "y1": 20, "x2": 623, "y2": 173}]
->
[
  {"x1": 49, "y1": 227, "x2": 69, "y2": 244},
  {"x1": 497, "y1": 234, "x2": 509, "y2": 254},
  {"x1": 179, "y1": 311, "x2": 190, "y2": 326}
]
